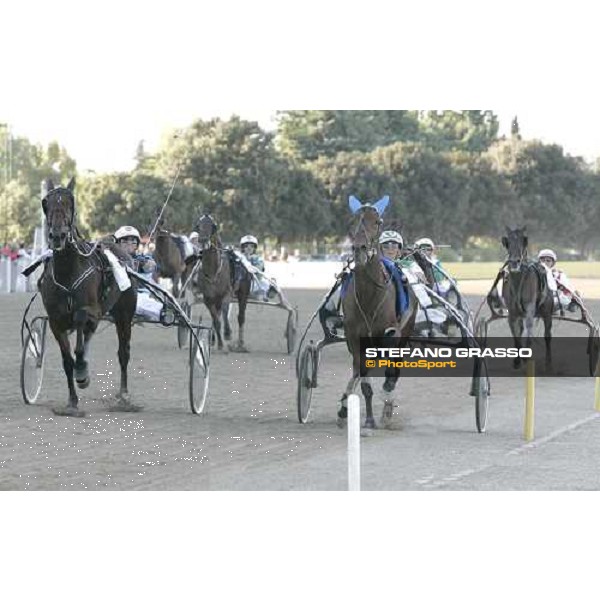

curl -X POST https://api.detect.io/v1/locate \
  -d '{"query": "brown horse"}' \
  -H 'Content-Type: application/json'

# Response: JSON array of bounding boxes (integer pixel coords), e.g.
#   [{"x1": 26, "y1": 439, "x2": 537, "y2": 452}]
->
[
  {"x1": 39, "y1": 178, "x2": 137, "y2": 416},
  {"x1": 154, "y1": 226, "x2": 189, "y2": 297},
  {"x1": 338, "y1": 196, "x2": 418, "y2": 432},
  {"x1": 192, "y1": 214, "x2": 252, "y2": 352}
]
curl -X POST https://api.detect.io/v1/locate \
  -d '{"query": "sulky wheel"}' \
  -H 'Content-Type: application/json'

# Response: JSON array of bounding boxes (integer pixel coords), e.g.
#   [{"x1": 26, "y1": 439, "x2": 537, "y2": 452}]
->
[
  {"x1": 177, "y1": 301, "x2": 192, "y2": 349},
  {"x1": 470, "y1": 357, "x2": 490, "y2": 434},
  {"x1": 285, "y1": 309, "x2": 298, "y2": 355},
  {"x1": 297, "y1": 342, "x2": 318, "y2": 424},
  {"x1": 20, "y1": 318, "x2": 48, "y2": 405},
  {"x1": 189, "y1": 327, "x2": 211, "y2": 415}
]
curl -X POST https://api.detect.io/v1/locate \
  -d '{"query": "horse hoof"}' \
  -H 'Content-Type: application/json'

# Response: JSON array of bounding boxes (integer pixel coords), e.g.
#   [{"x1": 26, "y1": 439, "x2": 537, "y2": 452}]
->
[
  {"x1": 364, "y1": 418, "x2": 377, "y2": 429},
  {"x1": 76, "y1": 376, "x2": 90, "y2": 389},
  {"x1": 52, "y1": 405, "x2": 86, "y2": 418},
  {"x1": 229, "y1": 343, "x2": 249, "y2": 353},
  {"x1": 381, "y1": 404, "x2": 394, "y2": 428},
  {"x1": 108, "y1": 401, "x2": 144, "y2": 413},
  {"x1": 108, "y1": 393, "x2": 144, "y2": 412},
  {"x1": 360, "y1": 427, "x2": 376, "y2": 437},
  {"x1": 336, "y1": 416, "x2": 347, "y2": 429},
  {"x1": 224, "y1": 332, "x2": 232, "y2": 341}
]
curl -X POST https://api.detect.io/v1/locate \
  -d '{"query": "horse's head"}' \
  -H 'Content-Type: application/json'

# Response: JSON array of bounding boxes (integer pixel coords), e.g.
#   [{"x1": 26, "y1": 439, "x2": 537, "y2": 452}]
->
[
  {"x1": 348, "y1": 195, "x2": 389, "y2": 266},
  {"x1": 42, "y1": 177, "x2": 76, "y2": 252},
  {"x1": 502, "y1": 226, "x2": 528, "y2": 272},
  {"x1": 195, "y1": 214, "x2": 219, "y2": 250}
]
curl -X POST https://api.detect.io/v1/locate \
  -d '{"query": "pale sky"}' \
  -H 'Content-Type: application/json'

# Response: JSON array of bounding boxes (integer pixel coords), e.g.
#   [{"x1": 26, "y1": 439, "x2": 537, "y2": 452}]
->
[{"x1": 2, "y1": 1, "x2": 599, "y2": 173}]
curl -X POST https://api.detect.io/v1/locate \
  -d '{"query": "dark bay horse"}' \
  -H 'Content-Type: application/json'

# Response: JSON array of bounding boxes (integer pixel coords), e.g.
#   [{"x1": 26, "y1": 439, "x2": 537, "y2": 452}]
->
[
  {"x1": 154, "y1": 225, "x2": 189, "y2": 297},
  {"x1": 192, "y1": 214, "x2": 251, "y2": 352},
  {"x1": 338, "y1": 196, "x2": 418, "y2": 432},
  {"x1": 39, "y1": 178, "x2": 137, "y2": 416},
  {"x1": 501, "y1": 226, "x2": 554, "y2": 370}
]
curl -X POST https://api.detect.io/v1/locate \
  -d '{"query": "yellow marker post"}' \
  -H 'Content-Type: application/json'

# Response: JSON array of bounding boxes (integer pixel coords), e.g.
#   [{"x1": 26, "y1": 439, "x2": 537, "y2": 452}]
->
[
  {"x1": 595, "y1": 378, "x2": 600, "y2": 412},
  {"x1": 524, "y1": 358, "x2": 535, "y2": 441}
]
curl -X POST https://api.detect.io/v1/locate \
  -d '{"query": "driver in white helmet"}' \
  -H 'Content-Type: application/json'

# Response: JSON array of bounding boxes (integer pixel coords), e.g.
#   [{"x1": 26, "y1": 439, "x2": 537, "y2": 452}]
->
[
  {"x1": 240, "y1": 235, "x2": 265, "y2": 271},
  {"x1": 537, "y1": 249, "x2": 578, "y2": 312},
  {"x1": 114, "y1": 226, "x2": 156, "y2": 279},
  {"x1": 413, "y1": 237, "x2": 452, "y2": 296},
  {"x1": 114, "y1": 225, "x2": 164, "y2": 321},
  {"x1": 235, "y1": 234, "x2": 286, "y2": 303}
]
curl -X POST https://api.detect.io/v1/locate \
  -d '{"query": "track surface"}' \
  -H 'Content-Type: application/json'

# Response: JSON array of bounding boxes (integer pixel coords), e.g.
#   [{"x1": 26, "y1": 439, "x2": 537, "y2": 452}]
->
[{"x1": 1, "y1": 290, "x2": 599, "y2": 490}]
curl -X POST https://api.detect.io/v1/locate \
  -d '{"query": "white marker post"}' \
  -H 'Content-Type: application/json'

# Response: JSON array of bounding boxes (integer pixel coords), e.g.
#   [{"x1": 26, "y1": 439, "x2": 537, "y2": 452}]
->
[
  {"x1": 524, "y1": 358, "x2": 535, "y2": 441},
  {"x1": 347, "y1": 393, "x2": 361, "y2": 491}
]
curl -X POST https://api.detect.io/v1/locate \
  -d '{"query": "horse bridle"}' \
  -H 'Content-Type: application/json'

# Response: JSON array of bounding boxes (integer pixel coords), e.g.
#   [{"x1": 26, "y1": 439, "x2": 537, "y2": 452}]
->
[
  {"x1": 351, "y1": 208, "x2": 383, "y2": 261},
  {"x1": 44, "y1": 188, "x2": 77, "y2": 249},
  {"x1": 196, "y1": 218, "x2": 225, "y2": 283}
]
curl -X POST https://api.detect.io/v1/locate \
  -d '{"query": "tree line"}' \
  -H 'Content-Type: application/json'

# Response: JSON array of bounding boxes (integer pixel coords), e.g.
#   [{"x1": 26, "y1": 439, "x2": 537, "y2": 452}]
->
[{"x1": 2, "y1": 111, "x2": 600, "y2": 258}]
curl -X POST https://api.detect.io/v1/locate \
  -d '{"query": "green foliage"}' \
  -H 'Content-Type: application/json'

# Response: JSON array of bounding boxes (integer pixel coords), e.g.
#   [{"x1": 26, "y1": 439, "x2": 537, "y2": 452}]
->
[
  {"x1": 0, "y1": 129, "x2": 78, "y2": 243},
  {"x1": 3, "y1": 111, "x2": 600, "y2": 260},
  {"x1": 276, "y1": 111, "x2": 421, "y2": 160}
]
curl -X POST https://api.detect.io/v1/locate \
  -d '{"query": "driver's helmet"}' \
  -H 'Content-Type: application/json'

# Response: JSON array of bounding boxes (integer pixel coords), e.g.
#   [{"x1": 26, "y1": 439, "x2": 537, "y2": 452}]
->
[
  {"x1": 379, "y1": 230, "x2": 404, "y2": 248},
  {"x1": 189, "y1": 231, "x2": 200, "y2": 242},
  {"x1": 240, "y1": 235, "x2": 258, "y2": 249},
  {"x1": 415, "y1": 237, "x2": 435, "y2": 251},
  {"x1": 114, "y1": 226, "x2": 141, "y2": 244},
  {"x1": 538, "y1": 248, "x2": 557, "y2": 264}
]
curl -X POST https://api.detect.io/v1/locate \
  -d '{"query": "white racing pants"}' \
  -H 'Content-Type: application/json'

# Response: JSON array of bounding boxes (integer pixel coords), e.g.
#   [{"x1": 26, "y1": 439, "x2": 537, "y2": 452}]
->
[
  {"x1": 541, "y1": 265, "x2": 572, "y2": 309},
  {"x1": 135, "y1": 293, "x2": 163, "y2": 321}
]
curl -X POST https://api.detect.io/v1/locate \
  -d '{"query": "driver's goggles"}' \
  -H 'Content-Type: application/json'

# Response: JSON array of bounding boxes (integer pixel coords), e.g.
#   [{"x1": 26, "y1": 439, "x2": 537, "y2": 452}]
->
[
  {"x1": 119, "y1": 237, "x2": 139, "y2": 245},
  {"x1": 539, "y1": 257, "x2": 555, "y2": 265},
  {"x1": 418, "y1": 245, "x2": 434, "y2": 252},
  {"x1": 381, "y1": 242, "x2": 400, "y2": 249}
]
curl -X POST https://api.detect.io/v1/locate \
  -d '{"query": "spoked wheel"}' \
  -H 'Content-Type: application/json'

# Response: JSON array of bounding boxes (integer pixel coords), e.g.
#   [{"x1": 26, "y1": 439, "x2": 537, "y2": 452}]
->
[
  {"x1": 189, "y1": 327, "x2": 211, "y2": 415},
  {"x1": 297, "y1": 342, "x2": 318, "y2": 424},
  {"x1": 20, "y1": 318, "x2": 48, "y2": 405},
  {"x1": 285, "y1": 309, "x2": 298, "y2": 355},
  {"x1": 178, "y1": 301, "x2": 192, "y2": 349},
  {"x1": 472, "y1": 317, "x2": 490, "y2": 433},
  {"x1": 588, "y1": 325, "x2": 600, "y2": 376},
  {"x1": 473, "y1": 359, "x2": 490, "y2": 433}
]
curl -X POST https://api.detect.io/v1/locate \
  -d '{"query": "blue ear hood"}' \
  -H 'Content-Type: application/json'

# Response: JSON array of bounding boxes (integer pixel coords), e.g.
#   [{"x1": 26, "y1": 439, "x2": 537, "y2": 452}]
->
[
  {"x1": 349, "y1": 195, "x2": 363, "y2": 214},
  {"x1": 372, "y1": 195, "x2": 390, "y2": 216}
]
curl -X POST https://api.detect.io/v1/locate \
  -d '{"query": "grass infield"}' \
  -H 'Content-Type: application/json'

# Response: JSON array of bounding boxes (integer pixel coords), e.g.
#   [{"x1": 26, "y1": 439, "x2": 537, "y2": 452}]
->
[{"x1": 445, "y1": 261, "x2": 600, "y2": 280}]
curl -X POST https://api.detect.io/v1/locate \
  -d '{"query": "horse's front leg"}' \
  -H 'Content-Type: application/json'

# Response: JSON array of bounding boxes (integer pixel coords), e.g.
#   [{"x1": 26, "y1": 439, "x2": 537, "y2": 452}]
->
[
  {"x1": 508, "y1": 315, "x2": 524, "y2": 369},
  {"x1": 115, "y1": 317, "x2": 132, "y2": 401},
  {"x1": 207, "y1": 301, "x2": 224, "y2": 351},
  {"x1": 74, "y1": 319, "x2": 96, "y2": 389},
  {"x1": 231, "y1": 294, "x2": 249, "y2": 353},
  {"x1": 337, "y1": 353, "x2": 361, "y2": 428},
  {"x1": 381, "y1": 363, "x2": 400, "y2": 428},
  {"x1": 49, "y1": 322, "x2": 83, "y2": 416},
  {"x1": 222, "y1": 301, "x2": 232, "y2": 341}
]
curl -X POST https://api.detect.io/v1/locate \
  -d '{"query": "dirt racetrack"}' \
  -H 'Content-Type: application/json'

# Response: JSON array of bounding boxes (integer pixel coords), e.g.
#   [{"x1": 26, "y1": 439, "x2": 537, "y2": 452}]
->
[{"x1": 1, "y1": 289, "x2": 600, "y2": 490}]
